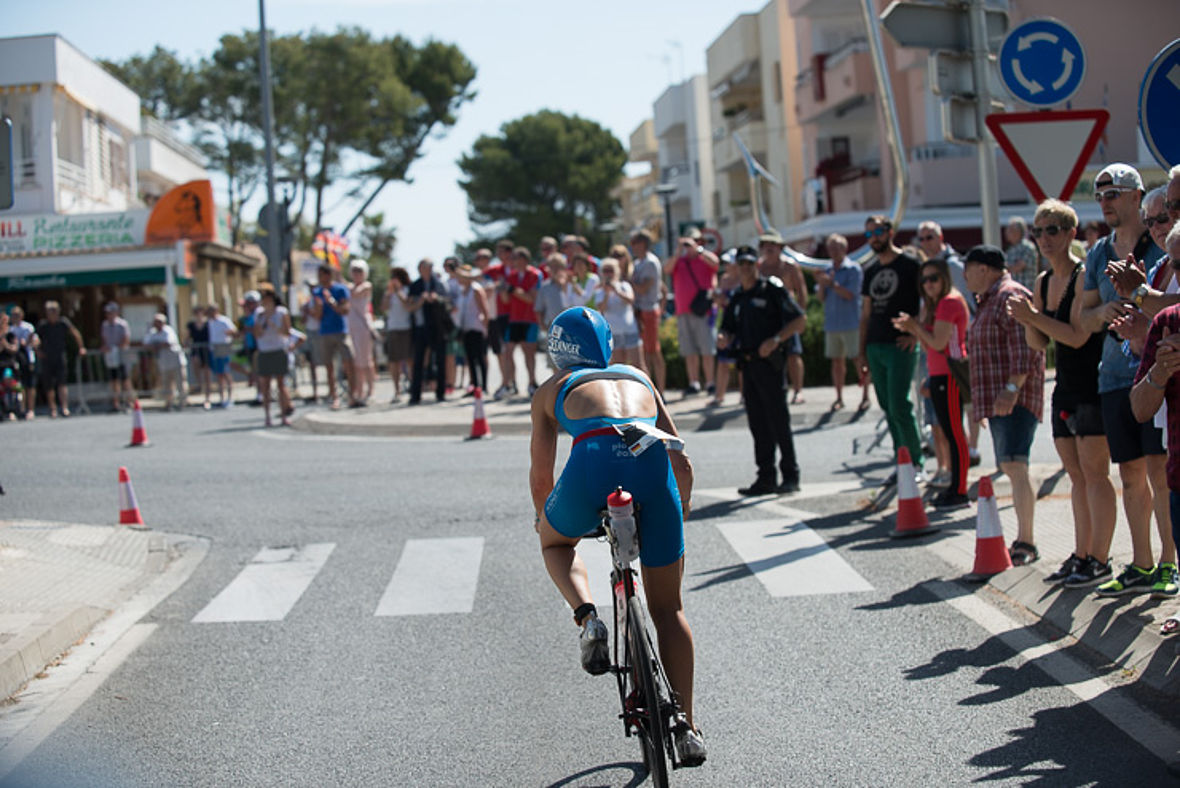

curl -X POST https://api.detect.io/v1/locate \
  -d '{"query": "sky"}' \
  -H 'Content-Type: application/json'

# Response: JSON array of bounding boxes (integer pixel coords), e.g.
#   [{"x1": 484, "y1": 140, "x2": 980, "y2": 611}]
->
[{"x1": 8, "y1": 0, "x2": 766, "y2": 268}]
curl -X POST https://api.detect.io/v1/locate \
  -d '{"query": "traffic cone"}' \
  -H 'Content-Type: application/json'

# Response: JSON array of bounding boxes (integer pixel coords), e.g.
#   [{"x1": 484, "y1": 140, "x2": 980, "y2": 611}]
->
[
  {"x1": 118, "y1": 466, "x2": 147, "y2": 529},
  {"x1": 965, "y1": 476, "x2": 1011, "y2": 581},
  {"x1": 890, "y1": 446, "x2": 938, "y2": 538},
  {"x1": 466, "y1": 387, "x2": 492, "y2": 440},
  {"x1": 126, "y1": 399, "x2": 150, "y2": 447}
]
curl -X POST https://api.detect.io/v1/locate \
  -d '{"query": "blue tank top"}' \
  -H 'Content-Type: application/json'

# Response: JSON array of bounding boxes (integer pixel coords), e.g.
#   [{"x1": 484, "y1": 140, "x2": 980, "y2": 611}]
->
[{"x1": 555, "y1": 363, "x2": 658, "y2": 437}]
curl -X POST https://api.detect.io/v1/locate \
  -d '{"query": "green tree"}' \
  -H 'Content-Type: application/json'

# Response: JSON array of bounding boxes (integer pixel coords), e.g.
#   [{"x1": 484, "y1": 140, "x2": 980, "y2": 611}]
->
[
  {"x1": 458, "y1": 111, "x2": 626, "y2": 251},
  {"x1": 358, "y1": 212, "x2": 397, "y2": 312},
  {"x1": 100, "y1": 46, "x2": 196, "y2": 120}
]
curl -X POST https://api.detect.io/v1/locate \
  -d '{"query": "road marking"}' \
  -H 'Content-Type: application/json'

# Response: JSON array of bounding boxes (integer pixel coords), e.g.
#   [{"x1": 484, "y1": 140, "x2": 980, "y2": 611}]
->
[
  {"x1": 375, "y1": 538, "x2": 484, "y2": 616},
  {"x1": 930, "y1": 583, "x2": 1180, "y2": 765},
  {"x1": 694, "y1": 489, "x2": 873, "y2": 597},
  {"x1": 715, "y1": 518, "x2": 873, "y2": 597},
  {"x1": 192, "y1": 543, "x2": 335, "y2": 623}
]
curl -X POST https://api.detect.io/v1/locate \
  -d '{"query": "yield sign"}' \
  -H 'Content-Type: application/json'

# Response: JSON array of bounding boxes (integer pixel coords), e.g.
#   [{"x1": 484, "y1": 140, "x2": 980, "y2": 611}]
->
[{"x1": 985, "y1": 109, "x2": 1109, "y2": 202}]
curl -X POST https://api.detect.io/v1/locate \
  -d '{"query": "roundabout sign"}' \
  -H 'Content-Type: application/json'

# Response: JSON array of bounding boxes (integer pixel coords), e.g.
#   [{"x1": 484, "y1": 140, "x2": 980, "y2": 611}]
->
[{"x1": 998, "y1": 18, "x2": 1086, "y2": 107}]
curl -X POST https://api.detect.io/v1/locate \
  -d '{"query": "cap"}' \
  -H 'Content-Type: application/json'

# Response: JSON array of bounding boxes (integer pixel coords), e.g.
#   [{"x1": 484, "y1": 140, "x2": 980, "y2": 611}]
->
[
  {"x1": 103, "y1": 302, "x2": 119, "y2": 312},
  {"x1": 242, "y1": 290, "x2": 261, "y2": 303},
  {"x1": 686, "y1": 227, "x2": 703, "y2": 241},
  {"x1": 1095, "y1": 163, "x2": 1144, "y2": 192},
  {"x1": 547, "y1": 307, "x2": 613, "y2": 370},
  {"x1": 758, "y1": 230, "x2": 785, "y2": 245},
  {"x1": 454, "y1": 264, "x2": 480, "y2": 278},
  {"x1": 964, "y1": 244, "x2": 1006, "y2": 270},
  {"x1": 734, "y1": 245, "x2": 758, "y2": 263}
]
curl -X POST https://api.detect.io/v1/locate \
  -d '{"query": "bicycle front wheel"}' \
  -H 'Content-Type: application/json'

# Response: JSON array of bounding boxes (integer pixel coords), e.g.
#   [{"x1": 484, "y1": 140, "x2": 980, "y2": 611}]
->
[{"x1": 627, "y1": 596, "x2": 669, "y2": 787}]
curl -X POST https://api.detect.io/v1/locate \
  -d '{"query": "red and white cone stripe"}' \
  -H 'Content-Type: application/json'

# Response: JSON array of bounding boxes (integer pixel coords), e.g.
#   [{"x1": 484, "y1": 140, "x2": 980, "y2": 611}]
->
[
  {"x1": 890, "y1": 446, "x2": 937, "y2": 538},
  {"x1": 468, "y1": 387, "x2": 491, "y2": 440},
  {"x1": 118, "y1": 466, "x2": 146, "y2": 528},
  {"x1": 969, "y1": 476, "x2": 1011, "y2": 577},
  {"x1": 127, "y1": 400, "x2": 150, "y2": 447}
]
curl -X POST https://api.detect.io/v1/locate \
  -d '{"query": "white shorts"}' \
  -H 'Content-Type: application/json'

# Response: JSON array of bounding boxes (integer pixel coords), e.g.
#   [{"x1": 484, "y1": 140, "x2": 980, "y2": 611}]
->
[{"x1": 676, "y1": 313, "x2": 715, "y2": 357}]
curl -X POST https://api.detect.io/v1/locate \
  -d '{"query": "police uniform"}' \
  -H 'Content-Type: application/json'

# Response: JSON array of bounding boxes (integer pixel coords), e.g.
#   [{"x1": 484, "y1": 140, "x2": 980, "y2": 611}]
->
[{"x1": 719, "y1": 276, "x2": 805, "y2": 489}]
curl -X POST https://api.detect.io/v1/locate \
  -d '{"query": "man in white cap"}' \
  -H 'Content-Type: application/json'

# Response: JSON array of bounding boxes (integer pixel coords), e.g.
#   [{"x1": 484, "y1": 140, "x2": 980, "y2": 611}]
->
[
  {"x1": 100, "y1": 301, "x2": 133, "y2": 412},
  {"x1": 1073, "y1": 163, "x2": 1175, "y2": 596}
]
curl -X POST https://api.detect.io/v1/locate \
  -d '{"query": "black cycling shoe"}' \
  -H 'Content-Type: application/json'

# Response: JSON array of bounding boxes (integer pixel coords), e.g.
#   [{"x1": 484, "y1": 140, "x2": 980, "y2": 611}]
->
[
  {"x1": 777, "y1": 479, "x2": 800, "y2": 495},
  {"x1": 738, "y1": 479, "x2": 776, "y2": 496}
]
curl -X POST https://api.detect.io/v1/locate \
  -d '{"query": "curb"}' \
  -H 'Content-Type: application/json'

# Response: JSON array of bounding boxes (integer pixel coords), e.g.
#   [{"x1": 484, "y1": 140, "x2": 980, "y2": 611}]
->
[{"x1": 0, "y1": 606, "x2": 108, "y2": 701}]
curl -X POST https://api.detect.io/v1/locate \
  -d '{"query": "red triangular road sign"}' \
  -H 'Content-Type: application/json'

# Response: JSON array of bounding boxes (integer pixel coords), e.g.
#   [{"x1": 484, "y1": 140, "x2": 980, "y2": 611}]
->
[{"x1": 986, "y1": 110, "x2": 1110, "y2": 203}]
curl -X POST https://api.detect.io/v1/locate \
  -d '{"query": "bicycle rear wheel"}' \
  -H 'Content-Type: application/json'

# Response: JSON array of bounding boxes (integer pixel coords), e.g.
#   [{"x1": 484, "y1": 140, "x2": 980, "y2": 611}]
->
[{"x1": 627, "y1": 596, "x2": 669, "y2": 787}]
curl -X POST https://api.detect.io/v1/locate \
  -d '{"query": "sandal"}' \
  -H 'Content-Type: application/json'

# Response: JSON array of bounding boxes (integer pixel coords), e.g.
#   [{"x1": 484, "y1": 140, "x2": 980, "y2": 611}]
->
[
  {"x1": 1161, "y1": 615, "x2": 1180, "y2": 637},
  {"x1": 1009, "y1": 540, "x2": 1040, "y2": 567},
  {"x1": 831, "y1": 400, "x2": 845, "y2": 412}
]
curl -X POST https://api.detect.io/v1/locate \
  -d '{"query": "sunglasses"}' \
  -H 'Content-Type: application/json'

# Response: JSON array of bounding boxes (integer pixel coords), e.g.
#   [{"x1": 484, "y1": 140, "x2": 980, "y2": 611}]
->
[
  {"x1": 1145, "y1": 212, "x2": 1171, "y2": 229},
  {"x1": 864, "y1": 227, "x2": 889, "y2": 238},
  {"x1": 1094, "y1": 187, "x2": 1131, "y2": 202},
  {"x1": 736, "y1": 259, "x2": 757, "y2": 266},
  {"x1": 918, "y1": 234, "x2": 937, "y2": 242},
  {"x1": 921, "y1": 274, "x2": 941, "y2": 284},
  {"x1": 1030, "y1": 224, "x2": 1066, "y2": 238}
]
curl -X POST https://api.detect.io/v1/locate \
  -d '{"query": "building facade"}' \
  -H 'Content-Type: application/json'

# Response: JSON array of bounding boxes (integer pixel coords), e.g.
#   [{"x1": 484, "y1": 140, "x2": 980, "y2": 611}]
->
[{"x1": 652, "y1": 74, "x2": 716, "y2": 248}]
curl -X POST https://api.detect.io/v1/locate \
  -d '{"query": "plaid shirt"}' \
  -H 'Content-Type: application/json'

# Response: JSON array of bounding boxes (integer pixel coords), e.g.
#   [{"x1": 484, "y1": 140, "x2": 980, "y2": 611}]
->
[
  {"x1": 1135, "y1": 304, "x2": 1180, "y2": 490},
  {"x1": 968, "y1": 273, "x2": 1045, "y2": 422}
]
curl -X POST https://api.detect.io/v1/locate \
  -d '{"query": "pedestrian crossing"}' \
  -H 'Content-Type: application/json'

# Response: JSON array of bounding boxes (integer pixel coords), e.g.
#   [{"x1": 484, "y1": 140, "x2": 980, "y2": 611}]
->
[{"x1": 188, "y1": 507, "x2": 871, "y2": 623}]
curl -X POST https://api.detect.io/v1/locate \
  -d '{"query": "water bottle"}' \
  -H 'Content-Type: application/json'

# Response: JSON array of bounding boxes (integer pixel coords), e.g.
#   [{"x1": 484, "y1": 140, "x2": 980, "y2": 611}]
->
[{"x1": 607, "y1": 488, "x2": 639, "y2": 564}]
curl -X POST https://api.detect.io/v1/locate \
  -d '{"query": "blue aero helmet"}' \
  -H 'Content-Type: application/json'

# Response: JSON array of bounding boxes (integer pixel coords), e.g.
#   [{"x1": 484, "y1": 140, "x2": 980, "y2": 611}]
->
[{"x1": 548, "y1": 307, "x2": 613, "y2": 369}]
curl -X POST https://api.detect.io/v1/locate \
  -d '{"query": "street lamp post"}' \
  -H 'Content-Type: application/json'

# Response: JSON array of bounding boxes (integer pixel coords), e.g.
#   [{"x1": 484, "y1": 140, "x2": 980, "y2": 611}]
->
[{"x1": 655, "y1": 182, "x2": 678, "y2": 260}]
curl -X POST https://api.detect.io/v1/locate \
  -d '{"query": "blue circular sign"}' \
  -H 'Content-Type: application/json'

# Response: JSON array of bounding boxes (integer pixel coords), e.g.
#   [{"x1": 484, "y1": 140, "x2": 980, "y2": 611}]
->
[
  {"x1": 1139, "y1": 39, "x2": 1180, "y2": 168},
  {"x1": 999, "y1": 19, "x2": 1086, "y2": 107}
]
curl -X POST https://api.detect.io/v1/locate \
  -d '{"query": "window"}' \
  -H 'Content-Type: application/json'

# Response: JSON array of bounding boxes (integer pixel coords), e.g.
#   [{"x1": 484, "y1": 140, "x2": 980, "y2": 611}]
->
[{"x1": 54, "y1": 94, "x2": 84, "y2": 166}]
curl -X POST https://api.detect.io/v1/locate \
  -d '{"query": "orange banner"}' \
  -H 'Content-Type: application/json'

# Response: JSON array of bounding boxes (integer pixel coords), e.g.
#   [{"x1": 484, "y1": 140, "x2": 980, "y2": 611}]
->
[{"x1": 145, "y1": 180, "x2": 216, "y2": 245}]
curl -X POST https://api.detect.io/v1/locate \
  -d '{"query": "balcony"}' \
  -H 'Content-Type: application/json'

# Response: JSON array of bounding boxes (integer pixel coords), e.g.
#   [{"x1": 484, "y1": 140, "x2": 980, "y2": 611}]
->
[
  {"x1": 629, "y1": 119, "x2": 658, "y2": 165},
  {"x1": 829, "y1": 174, "x2": 884, "y2": 214},
  {"x1": 795, "y1": 38, "x2": 875, "y2": 124},
  {"x1": 659, "y1": 162, "x2": 694, "y2": 201},
  {"x1": 653, "y1": 83, "x2": 688, "y2": 139},
  {"x1": 789, "y1": 0, "x2": 862, "y2": 18},
  {"x1": 908, "y1": 142, "x2": 1029, "y2": 208},
  {"x1": 707, "y1": 15, "x2": 760, "y2": 92},
  {"x1": 713, "y1": 118, "x2": 767, "y2": 173}
]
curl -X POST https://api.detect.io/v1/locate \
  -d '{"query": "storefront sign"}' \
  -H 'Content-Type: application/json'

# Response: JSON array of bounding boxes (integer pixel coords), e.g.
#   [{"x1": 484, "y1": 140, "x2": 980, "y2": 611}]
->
[{"x1": 1, "y1": 266, "x2": 165, "y2": 291}]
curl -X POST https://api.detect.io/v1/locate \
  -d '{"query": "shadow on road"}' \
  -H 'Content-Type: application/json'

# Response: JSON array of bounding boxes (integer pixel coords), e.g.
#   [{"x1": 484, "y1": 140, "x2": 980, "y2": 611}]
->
[
  {"x1": 856, "y1": 579, "x2": 974, "y2": 614},
  {"x1": 544, "y1": 761, "x2": 647, "y2": 788}
]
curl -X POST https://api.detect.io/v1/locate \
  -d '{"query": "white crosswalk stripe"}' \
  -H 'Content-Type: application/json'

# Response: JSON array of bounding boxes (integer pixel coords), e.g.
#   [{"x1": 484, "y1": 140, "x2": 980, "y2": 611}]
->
[
  {"x1": 696, "y1": 490, "x2": 873, "y2": 597},
  {"x1": 375, "y1": 537, "x2": 484, "y2": 616},
  {"x1": 192, "y1": 543, "x2": 336, "y2": 623}
]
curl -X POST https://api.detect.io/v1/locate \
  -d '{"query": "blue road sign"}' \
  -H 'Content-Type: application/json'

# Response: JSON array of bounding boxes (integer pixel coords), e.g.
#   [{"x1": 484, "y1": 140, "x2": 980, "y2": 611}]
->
[
  {"x1": 999, "y1": 18, "x2": 1085, "y2": 107},
  {"x1": 1139, "y1": 39, "x2": 1180, "y2": 169}
]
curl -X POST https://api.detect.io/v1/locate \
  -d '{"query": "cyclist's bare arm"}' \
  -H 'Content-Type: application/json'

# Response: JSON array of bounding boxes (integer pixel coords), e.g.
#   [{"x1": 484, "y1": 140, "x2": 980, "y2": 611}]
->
[{"x1": 529, "y1": 378, "x2": 561, "y2": 523}]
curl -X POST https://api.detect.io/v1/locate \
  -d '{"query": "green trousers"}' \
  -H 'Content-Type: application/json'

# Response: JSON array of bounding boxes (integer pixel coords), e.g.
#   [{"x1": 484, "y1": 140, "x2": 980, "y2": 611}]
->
[{"x1": 866, "y1": 342, "x2": 922, "y2": 465}]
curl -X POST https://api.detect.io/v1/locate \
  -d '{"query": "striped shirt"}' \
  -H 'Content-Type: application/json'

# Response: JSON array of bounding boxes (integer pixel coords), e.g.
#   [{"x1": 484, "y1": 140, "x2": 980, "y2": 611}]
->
[{"x1": 967, "y1": 273, "x2": 1045, "y2": 422}]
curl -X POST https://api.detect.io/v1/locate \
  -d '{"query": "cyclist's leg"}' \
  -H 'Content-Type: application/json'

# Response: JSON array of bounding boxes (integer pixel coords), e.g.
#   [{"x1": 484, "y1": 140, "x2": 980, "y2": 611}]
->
[
  {"x1": 640, "y1": 557, "x2": 695, "y2": 728},
  {"x1": 536, "y1": 514, "x2": 593, "y2": 620}
]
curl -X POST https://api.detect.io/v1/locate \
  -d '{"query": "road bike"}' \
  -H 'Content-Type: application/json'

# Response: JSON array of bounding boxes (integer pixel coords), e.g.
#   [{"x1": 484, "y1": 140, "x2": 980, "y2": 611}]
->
[{"x1": 592, "y1": 487, "x2": 688, "y2": 787}]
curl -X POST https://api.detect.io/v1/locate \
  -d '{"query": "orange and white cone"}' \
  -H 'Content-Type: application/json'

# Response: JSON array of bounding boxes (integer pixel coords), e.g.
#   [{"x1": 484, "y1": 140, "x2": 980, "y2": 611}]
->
[
  {"x1": 966, "y1": 476, "x2": 1011, "y2": 580},
  {"x1": 118, "y1": 466, "x2": 147, "y2": 529},
  {"x1": 466, "y1": 387, "x2": 492, "y2": 440},
  {"x1": 127, "y1": 399, "x2": 150, "y2": 447},
  {"x1": 890, "y1": 446, "x2": 937, "y2": 538}
]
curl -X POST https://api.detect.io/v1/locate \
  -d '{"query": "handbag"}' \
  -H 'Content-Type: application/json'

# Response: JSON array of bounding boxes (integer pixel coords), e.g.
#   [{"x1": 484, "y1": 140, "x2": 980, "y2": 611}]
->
[{"x1": 684, "y1": 259, "x2": 713, "y2": 317}]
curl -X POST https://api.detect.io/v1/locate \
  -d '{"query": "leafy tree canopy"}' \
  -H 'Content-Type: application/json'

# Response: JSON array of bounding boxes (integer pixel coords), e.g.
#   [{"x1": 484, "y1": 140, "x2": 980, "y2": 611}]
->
[{"x1": 458, "y1": 110, "x2": 626, "y2": 253}]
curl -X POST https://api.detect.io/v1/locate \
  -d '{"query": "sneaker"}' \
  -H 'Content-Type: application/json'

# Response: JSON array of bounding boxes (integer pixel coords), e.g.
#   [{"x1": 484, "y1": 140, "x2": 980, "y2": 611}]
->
[
  {"x1": 1045, "y1": 554, "x2": 1084, "y2": 585},
  {"x1": 932, "y1": 491, "x2": 970, "y2": 509},
  {"x1": 527, "y1": 383, "x2": 538, "y2": 396},
  {"x1": 492, "y1": 385, "x2": 510, "y2": 401},
  {"x1": 1063, "y1": 557, "x2": 1113, "y2": 588},
  {"x1": 1095, "y1": 564, "x2": 1155, "y2": 597},
  {"x1": 705, "y1": 383, "x2": 715, "y2": 396},
  {"x1": 928, "y1": 471, "x2": 951, "y2": 489},
  {"x1": 738, "y1": 479, "x2": 776, "y2": 496},
  {"x1": 968, "y1": 450, "x2": 982, "y2": 468},
  {"x1": 1151, "y1": 562, "x2": 1179, "y2": 599},
  {"x1": 579, "y1": 614, "x2": 610, "y2": 676},
  {"x1": 673, "y1": 722, "x2": 706, "y2": 767},
  {"x1": 686, "y1": 382, "x2": 702, "y2": 395}
]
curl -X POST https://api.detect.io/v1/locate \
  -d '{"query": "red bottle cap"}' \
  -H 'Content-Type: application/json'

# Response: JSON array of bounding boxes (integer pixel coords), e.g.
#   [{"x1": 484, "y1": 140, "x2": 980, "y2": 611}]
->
[{"x1": 607, "y1": 489, "x2": 632, "y2": 508}]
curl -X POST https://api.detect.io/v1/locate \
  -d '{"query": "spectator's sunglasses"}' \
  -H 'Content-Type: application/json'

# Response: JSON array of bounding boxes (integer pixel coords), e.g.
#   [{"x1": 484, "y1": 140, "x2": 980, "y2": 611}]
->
[
  {"x1": 1094, "y1": 187, "x2": 1131, "y2": 202},
  {"x1": 864, "y1": 227, "x2": 889, "y2": 238},
  {"x1": 1030, "y1": 224, "x2": 1066, "y2": 238},
  {"x1": 1144, "y1": 212, "x2": 1171, "y2": 229}
]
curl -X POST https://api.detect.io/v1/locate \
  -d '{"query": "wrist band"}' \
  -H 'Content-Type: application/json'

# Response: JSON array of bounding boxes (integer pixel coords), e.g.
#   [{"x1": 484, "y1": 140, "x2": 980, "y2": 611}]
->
[{"x1": 1147, "y1": 371, "x2": 1167, "y2": 391}]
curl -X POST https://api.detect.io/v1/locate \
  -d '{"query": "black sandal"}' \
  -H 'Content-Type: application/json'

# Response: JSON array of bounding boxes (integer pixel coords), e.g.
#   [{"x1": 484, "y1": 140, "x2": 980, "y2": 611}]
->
[{"x1": 1009, "y1": 540, "x2": 1039, "y2": 567}]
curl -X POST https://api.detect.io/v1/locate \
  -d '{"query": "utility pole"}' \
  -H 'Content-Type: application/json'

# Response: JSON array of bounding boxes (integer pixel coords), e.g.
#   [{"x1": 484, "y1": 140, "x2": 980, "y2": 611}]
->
[
  {"x1": 969, "y1": 0, "x2": 1000, "y2": 247},
  {"x1": 258, "y1": 0, "x2": 281, "y2": 286}
]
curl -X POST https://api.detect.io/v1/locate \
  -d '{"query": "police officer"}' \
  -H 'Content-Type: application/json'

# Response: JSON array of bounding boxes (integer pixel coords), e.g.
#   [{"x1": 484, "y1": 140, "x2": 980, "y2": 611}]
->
[{"x1": 718, "y1": 245, "x2": 807, "y2": 495}]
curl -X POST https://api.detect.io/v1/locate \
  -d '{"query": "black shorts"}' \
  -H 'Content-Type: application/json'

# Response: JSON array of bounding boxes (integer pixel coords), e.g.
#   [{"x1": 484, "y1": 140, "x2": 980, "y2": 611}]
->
[
  {"x1": 784, "y1": 333, "x2": 803, "y2": 357},
  {"x1": 1101, "y1": 387, "x2": 1165, "y2": 463},
  {"x1": 39, "y1": 356, "x2": 67, "y2": 389},
  {"x1": 488, "y1": 315, "x2": 508, "y2": 354},
  {"x1": 1050, "y1": 396, "x2": 1104, "y2": 440},
  {"x1": 505, "y1": 322, "x2": 538, "y2": 344}
]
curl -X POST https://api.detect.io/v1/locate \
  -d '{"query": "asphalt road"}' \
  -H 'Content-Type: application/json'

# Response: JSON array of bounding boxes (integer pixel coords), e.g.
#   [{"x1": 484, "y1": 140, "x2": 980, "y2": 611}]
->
[{"x1": 0, "y1": 406, "x2": 1171, "y2": 786}]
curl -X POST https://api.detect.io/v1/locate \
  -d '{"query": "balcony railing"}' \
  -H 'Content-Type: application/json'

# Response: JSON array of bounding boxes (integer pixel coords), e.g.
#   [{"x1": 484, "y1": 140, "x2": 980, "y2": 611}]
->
[
  {"x1": 18, "y1": 157, "x2": 36, "y2": 186},
  {"x1": 57, "y1": 159, "x2": 89, "y2": 194}
]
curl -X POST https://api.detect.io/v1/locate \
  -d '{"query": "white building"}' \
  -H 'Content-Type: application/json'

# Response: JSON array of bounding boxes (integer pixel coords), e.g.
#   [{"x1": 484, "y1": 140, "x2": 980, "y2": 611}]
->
[
  {"x1": 652, "y1": 75, "x2": 716, "y2": 247},
  {"x1": 0, "y1": 35, "x2": 259, "y2": 363}
]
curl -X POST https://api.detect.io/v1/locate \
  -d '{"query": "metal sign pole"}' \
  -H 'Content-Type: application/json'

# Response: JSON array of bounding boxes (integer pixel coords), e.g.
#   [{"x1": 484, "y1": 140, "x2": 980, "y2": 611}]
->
[
  {"x1": 258, "y1": 0, "x2": 281, "y2": 286},
  {"x1": 970, "y1": 0, "x2": 1000, "y2": 247}
]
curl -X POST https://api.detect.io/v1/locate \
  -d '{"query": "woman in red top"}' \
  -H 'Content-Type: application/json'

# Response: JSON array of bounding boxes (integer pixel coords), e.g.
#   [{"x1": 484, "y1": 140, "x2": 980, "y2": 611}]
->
[{"x1": 894, "y1": 259, "x2": 971, "y2": 507}]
